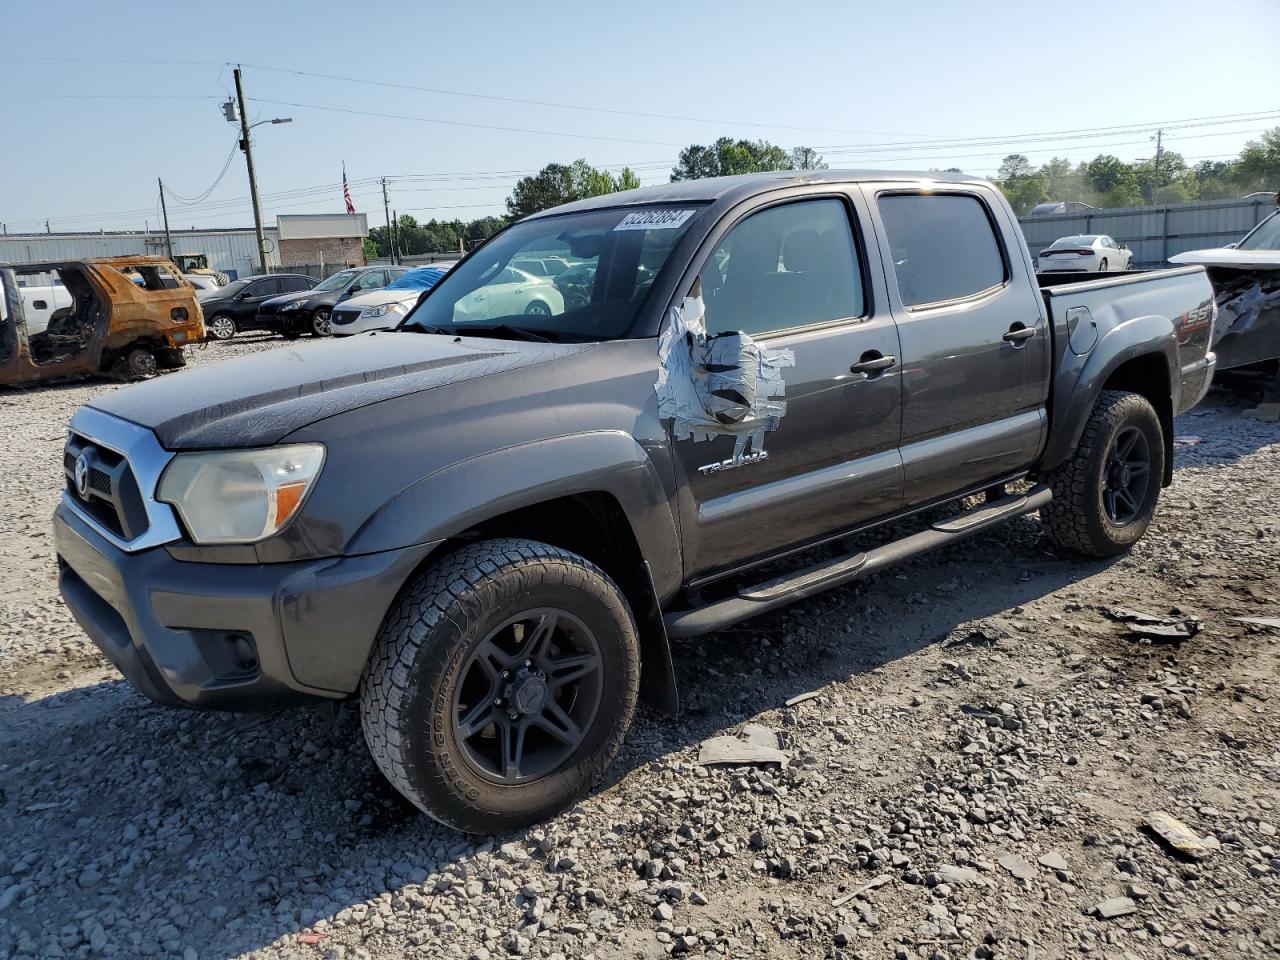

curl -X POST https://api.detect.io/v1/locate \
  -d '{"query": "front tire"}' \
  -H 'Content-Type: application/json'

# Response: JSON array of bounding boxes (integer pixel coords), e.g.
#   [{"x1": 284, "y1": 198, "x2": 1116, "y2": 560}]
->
[
  {"x1": 1041, "y1": 390, "x2": 1165, "y2": 557},
  {"x1": 524, "y1": 300, "x2": 552, "y2": 317},
  {"x1": 360, "y1": 539, "x2": 640, "y2": 833},
  {"x1": 207, "y1": 314, "x2": 236, "y2": 341},
  {"x1": 311, "y1": 308, "x2": 332, "y2": 337}
]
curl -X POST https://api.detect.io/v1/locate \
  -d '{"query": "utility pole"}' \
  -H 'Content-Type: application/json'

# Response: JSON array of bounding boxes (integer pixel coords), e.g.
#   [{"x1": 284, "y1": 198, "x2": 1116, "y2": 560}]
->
[
  {"x1": 234, "y1": 66, "x2": 269, "y2": 275},
  {"x1": 1151, "y1": 128, "x2": 1164, "y2": 203},
  {"x1": 392, "y1": 208, "x2": 400, "y2": 262},
  {"x1": 157, "y1": 178, "x2": 174, "y2": 262},
  {"x1": 381, "y1": 178, "x2": 396, "y2": 265}
]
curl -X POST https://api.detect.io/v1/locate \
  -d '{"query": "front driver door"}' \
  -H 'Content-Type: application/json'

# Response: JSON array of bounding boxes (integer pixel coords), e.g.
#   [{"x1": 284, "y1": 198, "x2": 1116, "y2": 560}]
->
[{"x1": 669, "y1": 193, "x2": 905, "y2": 581}]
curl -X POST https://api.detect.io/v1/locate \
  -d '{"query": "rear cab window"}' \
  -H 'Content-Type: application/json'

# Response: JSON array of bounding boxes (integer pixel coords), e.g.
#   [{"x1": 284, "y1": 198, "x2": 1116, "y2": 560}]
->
[{"x1": 876, "y1": 193, "x2": 1007, "y2": 308}]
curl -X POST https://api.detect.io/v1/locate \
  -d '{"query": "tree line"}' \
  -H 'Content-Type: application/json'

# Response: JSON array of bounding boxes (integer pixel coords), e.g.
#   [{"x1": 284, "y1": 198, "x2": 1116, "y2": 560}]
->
[
  {"x1": 363, "y1": 128, "x2": 1279, "y2": 257},
  {"x1": 995, "y1": 127, "x2": 1280, "y2": 215}
]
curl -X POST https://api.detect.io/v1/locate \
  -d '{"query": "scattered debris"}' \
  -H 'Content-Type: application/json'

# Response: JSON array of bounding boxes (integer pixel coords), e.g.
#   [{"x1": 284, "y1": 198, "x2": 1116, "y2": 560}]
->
[
  {"x1": 297, "y1": 932, "x2": 329, "y2": 945},
  {"x1": 830, "y1": 873, "x2": 892, "y2": 906},
  {"x1": 942, "y1": 620, "x2": 1007, "y2": 648},
  {"x1": 1143, "y1": 810, "x2": 1219, "y2": 860},
  {"x1": 1092, "y1": 896, "x2": 1138, "y2": 920},
  {"x1": 934, "y1": 865, "x2": 985, "y2": 887},
  {"x1": 697, "y1": 723, "x2": 788, "y2": 767},
  {"x1": 784, "y1": 690, "x2": 820, "y2": 707},
  {"x1": 1232, "y1": 616, "x2": 1280, "y2": 630},
  {"x1": 1174, "y1": 435, "x2": 1204, "y2": 446},
  {"x1": 1103, "y1": 607, "x2": 1201, "y2": 642}
]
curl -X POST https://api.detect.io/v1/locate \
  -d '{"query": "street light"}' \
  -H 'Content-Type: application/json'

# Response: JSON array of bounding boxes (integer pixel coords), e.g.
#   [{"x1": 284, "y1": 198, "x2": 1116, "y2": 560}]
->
[{"x1": 226, "y1": 66, "x2": 293, "y2": 274}]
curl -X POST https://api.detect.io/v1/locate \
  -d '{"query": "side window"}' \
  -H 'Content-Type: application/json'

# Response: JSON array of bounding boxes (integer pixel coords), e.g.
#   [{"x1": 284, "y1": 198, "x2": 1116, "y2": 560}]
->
[
  {"x1": 877, "y1": 194, "x2": 1006, "y2": 308},
  {"x1": 253, "y1": 278, "x2": 282, "y2": 298},
  {"x1": 360, "y1": 270, "x2": 388, "y2": 290},
  {"x1": 499, "y1": 268, "x2": 522, "y2": 284},
  {"x1": 283, "y1": 277, "x2": 311, "y2": 293},
  {"x1": 698, "y1": 198, "x2": 864, "y2": 336}
]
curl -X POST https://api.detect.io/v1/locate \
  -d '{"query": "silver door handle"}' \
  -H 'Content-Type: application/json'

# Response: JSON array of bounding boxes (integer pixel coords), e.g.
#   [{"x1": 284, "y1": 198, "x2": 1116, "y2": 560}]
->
[
  {"x1": 1003, "y1": 324, "x2": 1036, "y2": 343},
  {"x1": 850, "y1": 354, "x2": 897, "y2": 375}
]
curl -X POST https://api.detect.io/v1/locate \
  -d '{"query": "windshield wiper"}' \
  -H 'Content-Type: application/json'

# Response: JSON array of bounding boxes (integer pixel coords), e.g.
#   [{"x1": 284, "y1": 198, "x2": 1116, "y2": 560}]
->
[
  {"x1": 453, "y1": 324, "x2": 556, "y2": 343},
  {"x1": 402, "y1": 321, "x2": 557, "y2": 342}
]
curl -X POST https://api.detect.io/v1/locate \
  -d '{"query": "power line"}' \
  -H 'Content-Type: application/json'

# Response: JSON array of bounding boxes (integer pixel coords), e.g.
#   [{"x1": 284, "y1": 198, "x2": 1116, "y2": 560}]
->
[
  {"x1": 232, "y1": 61, "x2": 950, "y2": 140},
  {"x1": 163, "y1": 138, "x2": 241, "y2": 204},
  {"x1": 246, "y1": 97, "x2": 689, "y2": 147}
]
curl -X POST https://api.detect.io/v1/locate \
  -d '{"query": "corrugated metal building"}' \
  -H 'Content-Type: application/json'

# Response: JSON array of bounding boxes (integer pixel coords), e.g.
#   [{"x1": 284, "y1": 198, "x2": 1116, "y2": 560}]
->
[
  {"x1": 0, "y1": 227, "x2": 280, "y2": 278},
  {"x1": 0, "y1": 215, "x2": 369, "y2": 278},
  {"x1": 1019, "y1": 195, "x2": 1277, "y2": 268}
]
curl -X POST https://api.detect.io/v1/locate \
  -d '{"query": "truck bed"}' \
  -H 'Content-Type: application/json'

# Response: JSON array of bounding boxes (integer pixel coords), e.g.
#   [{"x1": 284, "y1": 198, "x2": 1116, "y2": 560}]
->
[{"x1": 1034, "y1": 265, "x2": 1217, "y2": 476}]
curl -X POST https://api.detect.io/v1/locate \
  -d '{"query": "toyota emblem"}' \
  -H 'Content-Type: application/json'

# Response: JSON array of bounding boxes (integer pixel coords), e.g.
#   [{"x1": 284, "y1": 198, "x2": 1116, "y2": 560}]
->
[{"x1": 74, "y1": 452, "x2": 91, "y2": 499}]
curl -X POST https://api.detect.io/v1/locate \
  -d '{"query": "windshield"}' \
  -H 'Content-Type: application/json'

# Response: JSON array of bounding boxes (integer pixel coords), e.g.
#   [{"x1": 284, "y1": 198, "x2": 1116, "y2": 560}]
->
[
  {"x1": 403, "y1": 204, "x2": 702, "y2": 340},
  {"x1": 313, "y1": 269, "x2": 360, "y2": 293},
  {"x1": 1239, "y1": 211, "x2": 1280, "y2": 251},
  {"x1": 1048, "y1": 236, "x2": 1097, "y2": 248},
  {"x1": 387, "y1": 267, "x2": 447, "y2": 292},
  {"x1": 214, "y1": 279, "x2": 251, "y2": 298}
]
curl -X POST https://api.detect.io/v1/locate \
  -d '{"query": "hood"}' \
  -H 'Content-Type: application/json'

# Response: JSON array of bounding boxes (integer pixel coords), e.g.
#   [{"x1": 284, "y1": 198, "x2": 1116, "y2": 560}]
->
[
  {"x1": 89, "y1": 332, "x2": 589, "y2": 449},
  {"x1": 261, "y1": 289, "x2": 319, "y2": 309},
  {"x1": 1169, "y1": 248, "x2": 1280, "y2": 270},
  {"x1": 339, "y1": 288, "x2": 418, "y2": 310}
]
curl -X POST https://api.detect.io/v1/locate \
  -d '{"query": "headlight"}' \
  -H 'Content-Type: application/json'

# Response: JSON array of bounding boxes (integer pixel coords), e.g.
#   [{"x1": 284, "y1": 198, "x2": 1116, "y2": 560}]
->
[
  {"x1": 362, "y1": 302, "x2": 407, "y2": 319},
  {"x1": 280, "y1": 301, "x2": 304, "y2": 312},
  {"x1": 157, "y1": 444, "x2": 325, "y2": 544}
]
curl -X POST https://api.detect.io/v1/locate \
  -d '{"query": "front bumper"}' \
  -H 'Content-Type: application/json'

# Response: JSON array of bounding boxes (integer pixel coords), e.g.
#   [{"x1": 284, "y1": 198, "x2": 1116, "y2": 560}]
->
[{"x1": 54, "y1": 504, "x2": 438, "y2": 710}]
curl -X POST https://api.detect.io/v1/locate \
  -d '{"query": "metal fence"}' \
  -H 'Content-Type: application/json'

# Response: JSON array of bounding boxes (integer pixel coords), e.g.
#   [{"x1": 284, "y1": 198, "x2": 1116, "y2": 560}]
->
[{"x1": 1018, "y1": 196, "x2": 1276, "y2": 268}]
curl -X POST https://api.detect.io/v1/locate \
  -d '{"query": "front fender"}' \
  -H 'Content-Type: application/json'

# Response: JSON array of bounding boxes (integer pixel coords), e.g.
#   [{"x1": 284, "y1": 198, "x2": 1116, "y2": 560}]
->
[
  {"x1": 1039, "y1": 313, "x2": 1177, "y2": 474},
  {"x1": 346, "y1": 430, "x2": 683, "y2": 596}
]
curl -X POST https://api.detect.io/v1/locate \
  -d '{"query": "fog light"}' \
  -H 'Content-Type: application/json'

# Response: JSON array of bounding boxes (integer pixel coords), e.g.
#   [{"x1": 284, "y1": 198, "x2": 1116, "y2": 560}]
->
[{"x1": 230, "y1": 633, "x2": 258, "y2": 670}]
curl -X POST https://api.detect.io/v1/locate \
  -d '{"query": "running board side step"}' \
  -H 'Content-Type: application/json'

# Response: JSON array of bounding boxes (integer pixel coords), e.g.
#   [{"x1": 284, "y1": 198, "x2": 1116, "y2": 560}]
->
[{"x1": 664, "y1": 484, "x2": 1052, "y2": 639}]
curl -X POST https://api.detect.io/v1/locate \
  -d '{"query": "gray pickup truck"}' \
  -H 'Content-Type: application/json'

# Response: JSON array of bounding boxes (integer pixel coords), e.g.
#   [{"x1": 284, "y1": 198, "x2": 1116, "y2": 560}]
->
[{"x1": 53, "y1": 171, "x2": 1217, "y2": 832}]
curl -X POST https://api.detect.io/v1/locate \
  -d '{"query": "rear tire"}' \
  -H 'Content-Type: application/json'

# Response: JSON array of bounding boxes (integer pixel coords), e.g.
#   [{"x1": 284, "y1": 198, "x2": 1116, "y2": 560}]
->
[
  {"x1": 1099, "y1": 257, "x2": 1109, "y2": 272},
  {"x1": 360, "y1": 538, "x2": 640, "y2": 833},
  {"x1": 1041, "y1": 390, "x2": 1164, "y2": 557},
  {"x1": 524, "y1": 300, "x2": 552, "y2": 317},
  {"x1": 155, "y1": 347, "x2": 186, "y2": 369}
]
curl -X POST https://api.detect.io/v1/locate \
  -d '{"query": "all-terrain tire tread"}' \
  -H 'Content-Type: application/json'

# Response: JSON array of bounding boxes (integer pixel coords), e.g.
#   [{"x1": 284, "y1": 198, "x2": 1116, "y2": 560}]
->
[
  {"x1": 359, "y1": 538, "x2": 640, "y2": 833},
  {"x1": 1041, "y1": 389, "x2": 1161, "y2": 557}
]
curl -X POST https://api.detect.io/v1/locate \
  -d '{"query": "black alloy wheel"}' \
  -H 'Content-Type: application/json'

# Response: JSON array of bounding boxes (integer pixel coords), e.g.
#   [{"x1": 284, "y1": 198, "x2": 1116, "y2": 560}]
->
[
  {"x1": 450, "y1": 608, "x2": 603, "y2": 784},
  {"x1": 1102, "y1": 425, "x2": 1151, "y2": 527}
]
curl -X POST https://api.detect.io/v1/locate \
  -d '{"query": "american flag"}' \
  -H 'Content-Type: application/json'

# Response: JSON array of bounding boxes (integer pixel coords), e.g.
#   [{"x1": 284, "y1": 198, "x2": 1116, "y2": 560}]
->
[{"x1": 342, "y1": 164, "x2": 355, "y2": 214}]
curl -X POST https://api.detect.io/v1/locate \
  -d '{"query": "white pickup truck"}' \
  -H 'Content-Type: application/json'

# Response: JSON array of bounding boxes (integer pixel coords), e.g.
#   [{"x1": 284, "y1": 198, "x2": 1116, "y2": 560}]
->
[{"x1": 15, "y1": 277, "x2": 74, "y2": 337}]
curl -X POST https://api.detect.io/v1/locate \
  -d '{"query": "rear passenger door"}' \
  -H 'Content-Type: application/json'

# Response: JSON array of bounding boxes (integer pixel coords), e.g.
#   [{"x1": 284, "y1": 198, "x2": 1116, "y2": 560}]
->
[
  {"x1": 863, "y1": 186, "x2": 1049, "y2": 506},
  {"x1": 670, "y1": 193, "x2": 905, "y2": 580}
]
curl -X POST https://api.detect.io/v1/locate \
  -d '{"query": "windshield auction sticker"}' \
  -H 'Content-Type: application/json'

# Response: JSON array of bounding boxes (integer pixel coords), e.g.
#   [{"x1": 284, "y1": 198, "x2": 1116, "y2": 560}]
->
[{"x1": 614, "y1": 209, "x2": 696, "y2": 231}]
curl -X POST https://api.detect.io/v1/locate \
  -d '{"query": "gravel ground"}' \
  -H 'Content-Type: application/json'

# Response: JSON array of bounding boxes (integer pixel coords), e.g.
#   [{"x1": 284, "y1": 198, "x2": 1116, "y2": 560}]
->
[{"x1": 1, "y1": 338, "x2": 1278, "y2": 960}]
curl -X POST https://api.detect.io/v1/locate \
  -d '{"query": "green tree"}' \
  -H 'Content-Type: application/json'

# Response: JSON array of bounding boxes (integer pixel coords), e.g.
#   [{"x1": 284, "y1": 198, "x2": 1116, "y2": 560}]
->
[
  {"x1": 505, "y1": 160, "x2": 642, "y2": 219},
  {"x1": 670, "y1": 137, "x2": 795, "y2": 181},
  {"x1": 1236, "y1": 128, "x2": 1280, "y2": 193},
  {"x1": 790, "y1": 146, "x2": 827, "y2": 171}
]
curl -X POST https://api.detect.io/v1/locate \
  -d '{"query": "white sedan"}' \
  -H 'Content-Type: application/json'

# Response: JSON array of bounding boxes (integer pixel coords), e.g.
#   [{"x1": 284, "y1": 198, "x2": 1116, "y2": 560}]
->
[
  {"x1": 329, "y1": 264, "x2": 455, "y2": 336},
  {"x1": 453, "y1": 266, "x2": 564, "y2": 322},
  {"x1": 1037, "y1": 235, "x2": 1133, "y2": 273}
]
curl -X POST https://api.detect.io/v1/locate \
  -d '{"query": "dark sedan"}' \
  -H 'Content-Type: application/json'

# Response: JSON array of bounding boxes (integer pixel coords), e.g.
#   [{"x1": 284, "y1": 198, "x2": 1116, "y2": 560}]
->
[
  {"x1": 256, "y1": 266, "x2": 409, "y2": 338},
  {"x1": 199, "y1": 274, "x2": 317, "y2": 341}
]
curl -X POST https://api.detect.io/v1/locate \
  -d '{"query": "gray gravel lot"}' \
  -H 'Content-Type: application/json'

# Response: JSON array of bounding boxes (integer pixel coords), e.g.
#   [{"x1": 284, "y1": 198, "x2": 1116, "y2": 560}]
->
[{"x1": 1, "y1": 337, "x2": 1278, "y2": 959}]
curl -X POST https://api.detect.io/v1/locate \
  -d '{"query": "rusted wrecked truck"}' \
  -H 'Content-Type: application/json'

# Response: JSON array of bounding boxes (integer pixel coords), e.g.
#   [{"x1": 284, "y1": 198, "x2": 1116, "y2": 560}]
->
[{"x1": 0, "y1": 256, "x2": 205, "y2": 388}]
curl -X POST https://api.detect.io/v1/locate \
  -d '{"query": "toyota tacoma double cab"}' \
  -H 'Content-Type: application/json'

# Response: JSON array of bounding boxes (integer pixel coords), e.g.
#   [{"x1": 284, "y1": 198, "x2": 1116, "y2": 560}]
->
[{"x1": 53, "y1": 171, "x2": 1217, "y2": 833}]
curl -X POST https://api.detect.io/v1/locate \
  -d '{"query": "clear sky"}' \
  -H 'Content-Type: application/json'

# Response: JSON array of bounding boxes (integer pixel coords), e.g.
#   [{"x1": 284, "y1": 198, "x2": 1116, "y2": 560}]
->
[{"x1": 2, "y1": 0, "x2": 1277, "y2": 234}]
